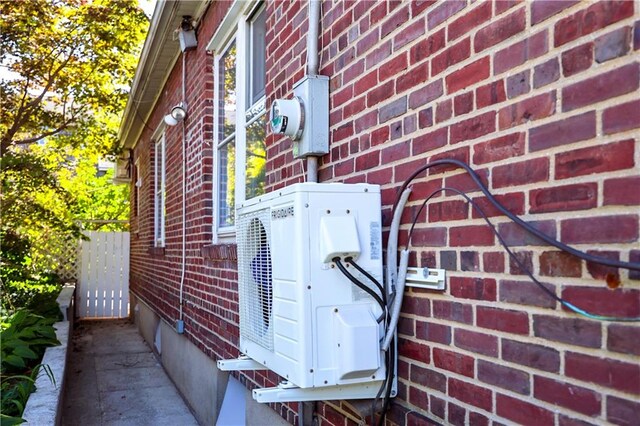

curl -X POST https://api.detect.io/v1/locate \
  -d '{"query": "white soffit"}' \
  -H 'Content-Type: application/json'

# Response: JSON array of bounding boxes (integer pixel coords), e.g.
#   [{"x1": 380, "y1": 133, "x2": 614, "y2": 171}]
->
[{"x1": 118, "y1": 0, "x2": 209, "y2": 150}]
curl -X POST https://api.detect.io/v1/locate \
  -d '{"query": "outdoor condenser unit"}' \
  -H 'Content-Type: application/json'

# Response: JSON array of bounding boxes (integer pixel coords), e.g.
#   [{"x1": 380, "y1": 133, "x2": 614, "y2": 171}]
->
[{"x1": 218, "y1": 183, "x2": 394, "y2": 403}]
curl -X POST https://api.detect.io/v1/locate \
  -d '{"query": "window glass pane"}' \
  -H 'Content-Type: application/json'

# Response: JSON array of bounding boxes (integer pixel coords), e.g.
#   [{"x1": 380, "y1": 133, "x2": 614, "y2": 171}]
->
[
  {"x1": 154, "y1": 138, "x2": 165, "y2": 245},
  {"x1": 250, "y1": 8, "x2": 266, "y2": 105},
  {"x1": 156, "y1": 191, "x2": 164, "y2": 242},
  {"x1": 219, "y1": 42, "x2": 236, "y2": 141},
  {"x1": 218, "y1": 139, "x2": 236, "y2": 227},
  {"x1": 245, "y1": 113, "x2": 266, "y2": 200}
]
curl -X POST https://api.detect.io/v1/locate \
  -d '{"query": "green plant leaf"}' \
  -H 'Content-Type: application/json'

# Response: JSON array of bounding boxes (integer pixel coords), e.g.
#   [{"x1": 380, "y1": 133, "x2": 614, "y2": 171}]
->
[
  {"x1": 12, "y1": 346, "x2": 38, "y2": 360},
  {"x1": 3, "y1": 355, "x2": 26, "y2": 369},
  {"x1": 1, "y1": 413, "x2": 26, "y2": 426}
]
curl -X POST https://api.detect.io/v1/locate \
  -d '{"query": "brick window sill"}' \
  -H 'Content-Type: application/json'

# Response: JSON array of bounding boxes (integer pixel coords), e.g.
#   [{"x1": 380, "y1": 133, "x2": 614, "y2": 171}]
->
[
  {"x1": 148, "y1": 246, "x2": 165, "y2": 256},
  {"x1": 201, "y1": 243, "x2": 237, "y2": 261}
]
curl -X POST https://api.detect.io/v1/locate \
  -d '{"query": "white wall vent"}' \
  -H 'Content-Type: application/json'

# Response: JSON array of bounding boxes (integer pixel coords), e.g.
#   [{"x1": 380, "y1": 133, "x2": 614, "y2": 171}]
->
[{"x1": 219, "y1": 183, "x2": 393, "y2": 403}]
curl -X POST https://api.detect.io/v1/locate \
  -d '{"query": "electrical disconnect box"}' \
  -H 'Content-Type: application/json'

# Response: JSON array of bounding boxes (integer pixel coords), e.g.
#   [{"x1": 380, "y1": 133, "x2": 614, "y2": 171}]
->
[{"x1": 269, "y1": 75, "x2": 329, "y2": 158}]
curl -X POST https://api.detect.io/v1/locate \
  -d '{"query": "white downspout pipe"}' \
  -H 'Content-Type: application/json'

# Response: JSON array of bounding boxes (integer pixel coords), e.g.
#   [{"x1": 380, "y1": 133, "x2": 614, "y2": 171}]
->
[{"x1": 306, "y1": 0, "x2": 321, "y2": 183}]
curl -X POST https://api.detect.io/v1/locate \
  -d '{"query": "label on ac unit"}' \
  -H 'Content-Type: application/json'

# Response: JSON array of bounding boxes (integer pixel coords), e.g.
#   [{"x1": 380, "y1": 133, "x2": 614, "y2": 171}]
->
[
  {"x1": 271, "y1": 206, "x2": 294, "y2": 220},
  {"x1": 370, "y1": 222, "x2": 381, "y2": 260}
]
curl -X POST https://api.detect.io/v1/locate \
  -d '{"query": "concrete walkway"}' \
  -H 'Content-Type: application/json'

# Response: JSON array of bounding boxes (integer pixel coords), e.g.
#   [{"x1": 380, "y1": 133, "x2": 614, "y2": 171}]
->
[{"x1": 61, "y1": 320, "x2": 199, "y2": 426}]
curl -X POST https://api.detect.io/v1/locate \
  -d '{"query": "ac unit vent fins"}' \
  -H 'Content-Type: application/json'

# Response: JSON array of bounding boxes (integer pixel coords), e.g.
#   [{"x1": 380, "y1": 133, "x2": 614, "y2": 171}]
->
[{"x1": 237, "y1": 208, "x2": 274, "y2": 351}]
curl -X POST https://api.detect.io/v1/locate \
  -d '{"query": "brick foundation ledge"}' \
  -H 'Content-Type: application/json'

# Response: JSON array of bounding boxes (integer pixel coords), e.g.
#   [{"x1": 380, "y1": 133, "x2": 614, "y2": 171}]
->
[{"x1": 22, "y1": 286, "x2": 74, "y2": 425}]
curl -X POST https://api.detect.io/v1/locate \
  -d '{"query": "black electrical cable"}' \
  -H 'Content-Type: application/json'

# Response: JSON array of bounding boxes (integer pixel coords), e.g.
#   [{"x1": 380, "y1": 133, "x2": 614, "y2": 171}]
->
[
  {"x1": 370, "y1": 337, "x2": 392, "y2": 426},
  {"x1": 334, "y1": 256, "x2": 392, "y2": 423},
  {"x1": 377, "y1": 335, "x2": 395, "y2": 426},
  {"x1": 134, "y1": 106, "x2": 156, "y2": 134},
  {"x1": 371, "y1": 373, "x2": 385, "y2": 425},
  {"x1": 334, "y1": 257, "x2": 386, "y2": 315},
  {"x1": 345, "y1": 257, "x2": 386, "y2": 304},
  {"x1": 408, "y1": 187, "x2": 640, "y2": 322},
  {"x1": 394, "y1": 159, "x2": 640, "y2": 272}
]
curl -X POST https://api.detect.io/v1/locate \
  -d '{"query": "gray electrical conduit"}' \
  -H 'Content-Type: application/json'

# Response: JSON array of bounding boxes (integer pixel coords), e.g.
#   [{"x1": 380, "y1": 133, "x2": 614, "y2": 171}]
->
[
  {"x1": 300, "y1": 2, "x2": 321, "y2": 423},
  {"x1": 305, "y1": 0, "x2": 321, "y2": 184},
  {"x1": 382, "y1": 187, "x2": 412, "y2": 351},
  {"x1": 386, "y1": 187, "x2": 412, "y2": 294},
  {"x1": 382, "y1": 249, "x2": 409, "y2": 351},
  {"x1": 178, "y1": 52, "x2": 187, "y2": 325}
]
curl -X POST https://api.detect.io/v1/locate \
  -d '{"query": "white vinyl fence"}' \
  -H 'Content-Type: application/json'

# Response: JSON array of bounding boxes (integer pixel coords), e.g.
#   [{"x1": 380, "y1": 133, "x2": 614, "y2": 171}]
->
[{"x1": 77, "y1": 231, "x2": 130, "y2": 318}]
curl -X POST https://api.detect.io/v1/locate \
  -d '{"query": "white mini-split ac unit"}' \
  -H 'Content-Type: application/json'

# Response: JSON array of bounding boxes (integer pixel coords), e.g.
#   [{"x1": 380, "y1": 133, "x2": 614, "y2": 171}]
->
[{"x1": 218, "y1": 183, "x2": 395, "y2": 403}]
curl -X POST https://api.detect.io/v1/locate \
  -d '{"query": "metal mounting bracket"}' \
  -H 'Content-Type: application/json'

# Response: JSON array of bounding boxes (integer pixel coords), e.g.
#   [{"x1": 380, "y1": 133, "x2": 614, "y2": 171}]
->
[
  {"x1": 217, "y1": 356, "x2": 267, "y2": 371},
  {"x1": 253, "y1": 380, "x2": 388, "y2": 403},
  {"x1": 404, "y1": 267, "x2": 446, "y2": 290}
]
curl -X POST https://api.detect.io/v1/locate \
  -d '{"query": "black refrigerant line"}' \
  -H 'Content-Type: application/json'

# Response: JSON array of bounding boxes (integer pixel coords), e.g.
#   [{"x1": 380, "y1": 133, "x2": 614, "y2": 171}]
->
[
  {"x1": 393, "y1": 158, "x2": 640, "y2": 272},
  {"x1": 407, "y1": 186, "x2": 640, "y2": 322}
]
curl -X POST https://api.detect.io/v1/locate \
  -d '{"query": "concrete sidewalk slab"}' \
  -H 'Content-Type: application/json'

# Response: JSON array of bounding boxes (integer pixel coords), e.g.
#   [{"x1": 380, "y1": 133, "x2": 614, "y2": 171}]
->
[{"x1": 61, "y1": 320, "x2": 198, "y2": 426}]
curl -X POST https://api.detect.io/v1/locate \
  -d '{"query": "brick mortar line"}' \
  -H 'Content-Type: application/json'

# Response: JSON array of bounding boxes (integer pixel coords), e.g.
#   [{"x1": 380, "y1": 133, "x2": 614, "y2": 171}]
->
[
  {"x1": 325, "y1": 96, "x2": 637, "y2": 173},
  {"x1": 403, "y1": 357, "x2": 628, "y2": 426},
  {"x1": 396, "y1": 167, "x2": 639, "y2": 203},
  {"x1": 325, "y1": 61, "x2": 637, "y2": 147},
  {"x1": 489, "y1": 16, "x2": 637, "y2": 80},
  {"x1": 399, "y1": 295, "x2": 637, "y2": 341},
  {"x1": 325, "y1": 1, "x2": 634, "y2": 83},
  {"x1": 400, "y1": 329, "x2": 640, "y2": 386},
  {"x1": 435, "y1": 268, "x2": 637, "y2": 287},
  {"x1": 326, "y1": 14, "x2": 636, "y2": 134},
  {"x1": 311, "y1": 161, "x2": 639, "y2": 204},
  {"x1": 405, "y1": 252, "x2": 638, "y2": 275},
  {"x1": 319, "y1": 142, "x2": 639, "y2": 198},
  {"x1": 394, "y1": 205, "x2": 639, "y2": 229}
]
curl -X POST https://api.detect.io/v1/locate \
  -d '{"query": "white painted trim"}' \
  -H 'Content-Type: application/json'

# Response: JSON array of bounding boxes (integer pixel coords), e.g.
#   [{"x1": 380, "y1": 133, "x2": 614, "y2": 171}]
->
[
  {"x1": 212, "y1": 44, "x2": 222, "y2": 242},
  {"x1": 151, "y1": 120, "x2": 168, "y2": 143},
  {"x1": 134, "y1": 157, "x2": 141, "y2": 217},
  {"x1": 212, "y1": 37, "x2": 238, "y2": 243},
  {"x1": 235, "y1": 18, "x2": 248, "y2": 214},
  {"x1": 154, "y1": 133, "x2": 166, "y2": 247},
  {"x1": 117, "y1": 0, "x2": 170, "y2": 146},
  {"x1": 206, "y1": 0, "x2": 259, "y2": 53},
  {"x1": 211, "y1": 1, "x2": 266, "y2": 244}
]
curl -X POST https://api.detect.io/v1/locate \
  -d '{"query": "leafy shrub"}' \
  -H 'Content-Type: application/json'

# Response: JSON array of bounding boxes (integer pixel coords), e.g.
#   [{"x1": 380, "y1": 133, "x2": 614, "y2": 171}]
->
[
  {"x1": 0, "y1": 310, "x2": 60, "y2": 423},
  {"x1": 1, "y1": 364, "x2": 54, "y2": 425},
  {"x1": 0, "y1": 277, "x2": 62, "y2": 320}
]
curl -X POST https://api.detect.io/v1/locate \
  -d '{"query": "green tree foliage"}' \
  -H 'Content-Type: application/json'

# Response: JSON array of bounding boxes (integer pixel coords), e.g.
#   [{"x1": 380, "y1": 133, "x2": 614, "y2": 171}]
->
[
  {"x1": 0, "y1": 0, "x2": 148, "y2": 154},
  {"x1": 0, "y1": 148, "x2": 78, "y2": 280},
  {"x1": 0, "y1": 0, "x2": 146, "y2": 284}
]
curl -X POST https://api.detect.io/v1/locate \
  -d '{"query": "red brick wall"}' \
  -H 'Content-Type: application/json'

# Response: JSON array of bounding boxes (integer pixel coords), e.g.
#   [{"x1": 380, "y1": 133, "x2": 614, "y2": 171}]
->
[{"x1": 130, "y1": 1, "x2": 640, "y2": 425}]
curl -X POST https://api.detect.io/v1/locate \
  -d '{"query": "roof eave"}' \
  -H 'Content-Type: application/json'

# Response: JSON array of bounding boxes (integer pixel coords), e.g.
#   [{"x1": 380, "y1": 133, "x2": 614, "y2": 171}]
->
[{"x1": 117, "y1": 0, "x2": 207, "y2": 151}]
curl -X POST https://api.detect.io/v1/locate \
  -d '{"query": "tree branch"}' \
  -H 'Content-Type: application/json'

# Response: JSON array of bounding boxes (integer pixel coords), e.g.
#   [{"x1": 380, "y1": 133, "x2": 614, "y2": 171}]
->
[
  {"x1": 12, "y1": 123, "x2": 71, "y2": 145},
  {"x1": 11, "y1": 102, "x2": 88, "y2": 146},
  {"x1": 2, "y1": 54, "x2": 76, "y2": 149},
  {"x1": 24, "y1": 47, "x2": 77, "y2": 112}
]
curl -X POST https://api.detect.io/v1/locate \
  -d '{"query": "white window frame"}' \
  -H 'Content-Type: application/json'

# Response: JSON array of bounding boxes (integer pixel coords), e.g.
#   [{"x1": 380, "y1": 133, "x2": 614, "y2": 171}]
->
[
  {"x1": 154, "y1": 131, "x2": 166, "y2": 247},
  {"x1": 134, "y1": 157, "x2": 141, "y2": 217},
  {"x1": 210, "y1": 1, "x2": 266, "y2": 242}
]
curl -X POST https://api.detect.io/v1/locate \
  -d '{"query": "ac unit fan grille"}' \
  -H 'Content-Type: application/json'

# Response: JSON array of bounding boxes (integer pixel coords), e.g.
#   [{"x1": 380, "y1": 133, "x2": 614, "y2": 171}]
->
[{"x1": 237, "y1": 208, "x2": 274, "y2": 351}]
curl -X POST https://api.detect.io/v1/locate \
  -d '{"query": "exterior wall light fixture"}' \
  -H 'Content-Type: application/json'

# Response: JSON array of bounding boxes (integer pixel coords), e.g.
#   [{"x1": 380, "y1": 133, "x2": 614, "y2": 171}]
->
[{"x1": 164, "y1": 103, "x2": 187, "y2": 126}]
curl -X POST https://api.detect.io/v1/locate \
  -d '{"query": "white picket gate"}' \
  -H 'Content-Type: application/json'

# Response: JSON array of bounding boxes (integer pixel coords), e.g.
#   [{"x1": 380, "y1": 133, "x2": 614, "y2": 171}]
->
[{"x1": 77, "y1": 231, "x2": 130, "y2": 318}]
